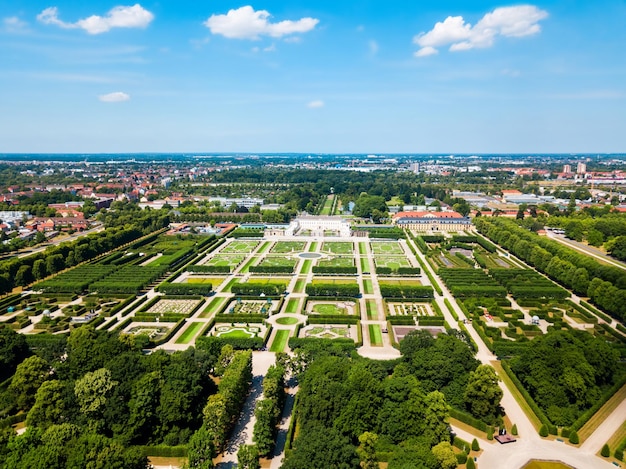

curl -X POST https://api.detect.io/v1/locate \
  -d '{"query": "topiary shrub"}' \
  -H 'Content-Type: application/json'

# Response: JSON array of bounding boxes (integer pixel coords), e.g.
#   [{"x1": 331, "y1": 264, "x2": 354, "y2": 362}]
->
[
  {"x1": 471, "y1": 438, "x2": 480, "y2": 451},
  {"x1": 511, "y1": 424, "x2": 518, "y2": 436},
  {"x1": 569, "y1": 431, "x2": 579, "y2": 445},
  {"x1": 615, "y1": 448, "x2": 624, "y2": 461},
  {"x1": 601, "y1": 444, "x2": 610, "y2": 457},
  {"x1": 456, "y1": 452, "x2": 468, "y2": 464},
  {"x1": 539, "y1": 424, "x2": 549, "y2": 437},
  {"x1": 487, "y1": 428, "x2": 494, "y2": 440},
  {"x1": 466, "y1": 457, "x2": 476, "y2": 469}
]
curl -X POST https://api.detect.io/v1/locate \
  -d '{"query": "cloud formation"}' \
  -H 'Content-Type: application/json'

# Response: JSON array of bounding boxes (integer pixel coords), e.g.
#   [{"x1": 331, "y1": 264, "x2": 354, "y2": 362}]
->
[
  {"x1": 307, "y1": 100, "x2": 324, "y2": 108},
  {"x1": 414, "y1": 5, "x2": 548, "y2": 57},
  {"x1": 99, "y1": 91, "x2": 130, "y2": 102},
  {"x1": 204, "y1": 6, "x2": 318, "y2": 40},
  {"x1": 37, "y1": 4, "x2": 154, "y2": 34},
  {"x1": 3, "y1": 16, "x2": 28, "y2": 33}
]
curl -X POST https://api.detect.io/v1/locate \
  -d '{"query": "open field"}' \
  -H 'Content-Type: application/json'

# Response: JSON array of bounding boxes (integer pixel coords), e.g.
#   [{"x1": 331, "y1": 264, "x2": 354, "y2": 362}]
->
[
  {"x1": 358, "y1": 243, "x2": 367, "y2": 255},
  {"x1": 366, "y1": 299, "x2": 378, "y2": 319},
  {"x1": 360, "y1": 257, "x2": 370, "y2": 273},
  {"x1": 199, "y1": 296, "x2": 229, "y2": 318},
  {"x1": 285, "y1": 298, "x2": 300, "y2": 313},
  {"x1": 363, "y1": 278, "x2": 374, "y2": 294},
  {"x1": 293, "y1": 278, "x2": 306, "y2": 293}
]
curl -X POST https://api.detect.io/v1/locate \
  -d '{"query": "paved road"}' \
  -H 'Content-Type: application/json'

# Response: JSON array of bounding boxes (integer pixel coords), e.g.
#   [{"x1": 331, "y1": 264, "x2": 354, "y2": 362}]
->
[
  {"x1": 16, "y1": 223, "x2": 105, "y2": 259},
  {"x1": 546, "y1": 231, "x2": 626, "y2": 270}
]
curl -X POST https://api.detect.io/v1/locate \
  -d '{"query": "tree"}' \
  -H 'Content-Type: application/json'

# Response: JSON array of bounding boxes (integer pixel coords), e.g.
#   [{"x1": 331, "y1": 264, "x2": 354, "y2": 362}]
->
[
  {"x1": 466, "y1": 457, "x2": 476, "y2": 469},
  {"x1": 27, "y1": 380, "x2": 67, "y2": 429},
  {"x1": 601, "y1": 444, "x2": 611, "y2": 457},
  {"x1": 539, "y1": 424, "x2": 549, "y2": 437},
  {"x1": 14, "y1": 265, "x2": 32, "y2": 287},
  {"x1": 281, "y1": 426, "x2": 360, "y2": 469},
  {"x1": 471, "y1": 438, "x2": 480, "y2": 451},
  {"x1": 203, "y1": 394, "x2": 229, "y2": 450},
  {"x1": 424, "y1": 391, "x2": 450, "y2": 445},
  {"x1": 74, "y1": 367, "x2": 118, "y2": 416},
  {"x1": 511, "y1": 424, "x2": 518, "y2": 436},
  {"x1": 253, "y1": 399, "x2": 277, "y2": 456},
  {"x1": 0, "y1": 326, "x2": 30, "y2": 382},
  {"x1": 32, "y1": 259, "x2": 47, "y2": 281},
  {"x1": 9, "y1": 355, "x2": 50, "y2": 410},
  {"x1": 569, "y1": 430, "x2": 579, "y2": 444},
  {"x1": 357, "y1": 432, "x2": 378, "y2": 469},
  {"x1": 463, "y1": 365, "x2": 502, "y2": 424},
  {"x1": 187, "y1": 425, "x2": 215, "y2": 469},
  {"x1": 237, "y1": 444, "x2": 260, "y2": 469},
  {"x1": 431, "y1": 441, "x2": 457, "y2": 469}
]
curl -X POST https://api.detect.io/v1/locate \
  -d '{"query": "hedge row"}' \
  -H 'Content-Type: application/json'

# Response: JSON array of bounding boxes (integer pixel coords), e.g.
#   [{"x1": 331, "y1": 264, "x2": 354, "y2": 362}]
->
[
  {"x1": 157, "y1": 282, "x2": 213, "y2": 296},
  {"x1": 305, "y1": 283, "x2": 360, "y2": 297},
  {"x1": 135, "y1": 445, "x2": 187, "y2": 458},
  {"x1": 250, "y1": 265, "x2": 294, "y2": 274},
  {"x1": 449, "y1": 407, "x2": 487, "y2": 432},
  {"x1": 501, "y1": 360, "x2": 557, "y2": 435},
  {"x1": 307, "y1": 316, "x2": 359, "y2": 325},
  {"x1": 312, "y1": 266, "x2": 357, "y2": 275},
  {"x1": 379, "y1": 285, "x2": 434, "y2": 299},
  {"x1": 214, "y1": 314, "x2": 267, "y2": 323},
  {"x1": 187, "y1": 265, "x2": 231, "y2": 273},
  {"x1": 232, "y1": 282, "x2": 286, "y2": 296}
]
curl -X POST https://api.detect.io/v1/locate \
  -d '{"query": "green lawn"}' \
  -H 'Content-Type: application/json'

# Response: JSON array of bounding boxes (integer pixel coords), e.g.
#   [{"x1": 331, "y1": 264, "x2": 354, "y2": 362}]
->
[
  {"x1": 256, "y1": 242, "x2": 271, "y2": 254},
  {"x1": 308, "y1": 242, "x2": 319, "y2": 252},
  {"x1": 271, "y1": 241, "x2": 306, "y2": 253},
  {"x1": 219, "y1": 329, "x2": 254, "y2": 339},
  {"x1": 521, "y1": 462, "x2": 573, "y2": 469},
  {"x1": 322, "y1": 242, "x2": 353, "y2": 254},
  {"x1": 276, "y1": 317, "x2": 299, "y2": 325},
  {"x1": 369, "y1": 324, "x2": 383, "y2": 346},
  {"x1": 222, "y1": 278, "x2": 239, "y2": 292},
  {"x1": 366, "y1": 300, "x2": 378, "y2": 319},
  {"x1": 270, "y1": 330, "x2": 290, "y2": 352},
  {"x1": 221, "y1": 240, "x2": 259, "y2": 254},
  {"x1": 318, "y1": 256, "x2": 354, "y2": 268},
  {"x1": 312, "y1": 303, "x2": 347, "y2": 315},
  {"x1": 238, "y1": 256, "x2": 258, "y2": 273},
  {"x1": 360, "y1": 257, "x2": 370, "y2": 273},
  {"x1": 199, "y1": 297, "x2": 228, "y2": 318},
  {"x1": 293, "y1": 278, "x2": 307, "y2": 293},
  {"x1": 258, "y1": 256, "x2": 297, "y2": 269},
  {"x1": 285, "y1": 298, "x2": 300, "y2": 313},
  {"x1": 371, "y1": 242, "x2": 404, "y2": 256},
  {"x1": 374, "y1": 256, "x2": 412, "y2": 270},
  {"x1": 363, "y1": 278, "x2": 374, "y2": 294},
  {"x1": 300, "y1": 260, "x2": 313, "y2": 274},
  {"x1": 205, "y1": 255, "x2": 245, "y2": 268},
  {"x1": 358, "y1": 243, "x2": 367, "y2": 255},
  {"x1": 176, "y1": 322, "x2": 204, "y2": 344},
  {"x1": 319, "y1": 195, "x2": 335, "y2": 215}
]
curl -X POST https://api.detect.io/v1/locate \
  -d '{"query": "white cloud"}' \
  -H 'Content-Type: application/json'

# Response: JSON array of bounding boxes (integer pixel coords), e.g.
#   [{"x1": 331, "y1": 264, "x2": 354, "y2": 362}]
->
[
  {"x1": 414, "y1": 5, "x2": 548, "y2": 57},
  {"x1": 204, "y1": 6, "x2": 318, "y2": 40},
  {"x1": 307, "y1": 100, "x2": 324, "y2": 108},
  {"x1": 99, "y1": 91, "x2": 130, "y2": 102},
  {"x1": 369, "y1": 40, "x2": 379, "y2": 55},
  {"x1": 37, "y1": 4, "x2": 154, "y2": 34},
  {"x1": 3, "y1": 16, "x2": 28, "y2": 33}
]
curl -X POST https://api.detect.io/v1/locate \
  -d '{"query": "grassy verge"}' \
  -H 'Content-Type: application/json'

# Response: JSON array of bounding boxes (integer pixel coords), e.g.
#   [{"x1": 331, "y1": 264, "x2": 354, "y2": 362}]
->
[
  {"x1": 578, "y1": 383, "x2": 626, "y2": 443},
  {"x1": 285, "y1": 298, "x2": 300, "y2": 314},
  {"x1": 199, "y1": 296, "x2": 228, "y2": 318},
  {"x1": 363, "y1": 278, "x2": 374, "y2": 294},
  {"x1": 293, "y1": 278, "x2": 306, "y2": 293},
  {"x1": 308, "y1": 242, "x2": 318, "y2": 252},
  {"x1": 360, "y1": 257, "x2": 370, "y2": 273},
  {"x1": 358, "y1": 243, "x2": 367, "y2": 255},
  {"x1": 606, "y1": 420, "x2": 626, "y2": 454},
  {"x1": 490, "y1": 360, "x2": 542, "y2": 431},
  {"x1": 175, "y1": 322, "x2": 204, "y2": 344},
  {"x1": 256, "y1": 241, "x2": 271, "y2": 254},
  {"x1": 300, "y1": 260, "x2": 312, "y2": 274},
  {"x1": 270, "y1": 329, "x2": 290, "y2": 352},
  {"x1": 366, "y1": 300, "x2": 378, "y2": 320},
  {"x1": 368, "y1": 324, "x2": 383, "y2": 346}
]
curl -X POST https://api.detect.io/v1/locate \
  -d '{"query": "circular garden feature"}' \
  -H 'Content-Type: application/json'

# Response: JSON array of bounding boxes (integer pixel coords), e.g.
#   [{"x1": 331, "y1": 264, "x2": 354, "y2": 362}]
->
[{"x1": 276, "y1": 317, "x2": 299, "y2": 325}]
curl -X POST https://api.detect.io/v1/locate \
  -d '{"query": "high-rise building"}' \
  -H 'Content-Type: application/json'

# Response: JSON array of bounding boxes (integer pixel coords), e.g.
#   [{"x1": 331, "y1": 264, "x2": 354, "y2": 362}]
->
[
  {"x1": 577, "y1": 162, "x2": 587, "y2": 174},
  {"x1": 411, "y1": 162, "x2": 420, "y2": 174},
  {"x1": 563, "y1": 164, "x2": 571, "y2": 173}
]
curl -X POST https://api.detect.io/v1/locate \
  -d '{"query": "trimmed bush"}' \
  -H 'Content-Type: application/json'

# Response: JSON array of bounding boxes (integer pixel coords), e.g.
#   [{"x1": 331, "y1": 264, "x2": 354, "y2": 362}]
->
[
  {"x1": 539, "y1": 425, "x2": 549, "y2": 437},
  {"x1": 569, "y1": 431, "x2": 579, "y2": 445},
  {"x1": 601, "y1": 444, "x2": 611, "y2": 457},
  {"x1": 466, "y1": 456, "x2": 476, "y2": 469},
  {"x1": 471, "y1": 438, "x2": 480, "y2": 451},
  {"x1": 511, "y1": 424, "x2": 518, "y2": 436}
]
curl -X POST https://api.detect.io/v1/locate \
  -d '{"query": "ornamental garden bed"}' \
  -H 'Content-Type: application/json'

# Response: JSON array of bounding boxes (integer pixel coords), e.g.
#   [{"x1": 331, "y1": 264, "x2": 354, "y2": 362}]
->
[
  {"x1": 300, "y1": 324, "x2": 356, "y2": 341},
  {"x1": 387, "y1": 302, "x2": 438, "y2": 317},
  {"x1": 306, "y1": 300, "x2": 357, "y2": 316},
  {"x1": 321, "y1": 242, "x2": 354, "y2": 255},
  {"x1": 207, "y1": 323, "x2": 268, "y2": 340},
  {"x1": 146, "y1": 298, "x2": 203, "y2": 316},
  {"x1": 370, "y1": 241, "x2": 405, "y2": 256},
  {"x1": 225, "y1": 298, "x2": 278, "y2": 315},
  {"x1": 270, "y1": 241, "x2": 307, "y2": 253},
  {"x1": 220, "y1": 240, "x2": 260, "y2": 254}
]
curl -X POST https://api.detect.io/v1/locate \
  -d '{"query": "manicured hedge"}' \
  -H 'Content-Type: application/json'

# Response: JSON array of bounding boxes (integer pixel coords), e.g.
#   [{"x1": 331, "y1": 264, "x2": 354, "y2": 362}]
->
[
  {"x1": 232, "y1": 282, "x2": 286, "y2": 296},
  {"x1": 312, "y1": 266, "x2": 357, "y2": 275},
  {"x1": 250, "y1": 265, "x2": 295, "y2": 274},
  {"x1": 450, "y1": 407, "x2": 487, "y2": 432},
  {"x1": 379, "y1": 285, "x2": 434, "y2": 299},
  {"x1": 187, "y1": 265, "x2": 231, "y2": 273},
  {"x1": 305, "y1": 283, "x2": 360, "y2": 297},
  {"x1": 157, "y1": 282, "x2": 212, "y2": 296}
]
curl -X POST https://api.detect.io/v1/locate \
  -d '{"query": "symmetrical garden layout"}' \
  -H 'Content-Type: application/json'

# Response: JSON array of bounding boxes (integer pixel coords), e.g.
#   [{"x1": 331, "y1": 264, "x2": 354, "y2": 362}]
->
[{"x1": 2, "y1": 228, "x2": 626, "y2": 467}]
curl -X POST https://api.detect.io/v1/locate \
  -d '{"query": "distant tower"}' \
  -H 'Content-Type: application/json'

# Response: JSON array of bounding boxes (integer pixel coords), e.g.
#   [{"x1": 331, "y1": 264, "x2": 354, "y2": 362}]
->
[
  {"x1": 411, "y1": 162, "x2": 421, "y2": 174},
  {"x1": 577, "y1": 162, "x2": 587, "y2": 174},
  {"x1": 563, "y1": 164, "x2": 571, "y2": 174}
]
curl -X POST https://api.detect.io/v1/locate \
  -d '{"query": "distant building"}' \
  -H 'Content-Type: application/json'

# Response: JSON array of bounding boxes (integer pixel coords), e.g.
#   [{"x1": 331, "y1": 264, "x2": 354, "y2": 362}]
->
[
  {"x1": 577, "y1": 162, "x2": 587, "y2": 174},
  {"x1": 411, "y1": 162, "x2": 421, "y2": 174},
  {"x1": 392, "y1": 211, "x2": 471, "y2": 232},
  {"x1": 563, "y1": 164, "x2": 572, "y2": 174}
]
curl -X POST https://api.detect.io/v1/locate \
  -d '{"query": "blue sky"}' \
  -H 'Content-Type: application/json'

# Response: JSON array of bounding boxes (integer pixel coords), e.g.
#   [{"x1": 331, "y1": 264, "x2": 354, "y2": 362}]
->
[{"x1": 0, "y1": 1, "x2": 625, "y2": 153}]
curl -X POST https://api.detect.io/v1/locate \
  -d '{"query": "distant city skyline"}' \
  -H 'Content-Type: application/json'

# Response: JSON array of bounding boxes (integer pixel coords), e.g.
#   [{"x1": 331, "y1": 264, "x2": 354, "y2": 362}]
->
[{"x1": 1, "y1": 1, "x2": 625, "y2": 153}]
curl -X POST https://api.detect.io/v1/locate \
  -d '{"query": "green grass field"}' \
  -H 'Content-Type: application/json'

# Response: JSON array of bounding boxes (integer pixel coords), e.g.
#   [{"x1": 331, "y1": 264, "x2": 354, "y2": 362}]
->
[
  {"x1": 219, "y1": 329, "x2": 254, "y2": 339},
  {"x1": 256, "y1": 242, "x2": 271, "y2": 254},
  {"x1": 322, "y1": 242, "x2": 353, "y2": 254},
  {"x1": 360, "y1": 257, "x2": 370, "y2": 273},
  {"x1": 221, "y1": 240, "x2": 259, "y2": 254},
  {"x1": 318, "y1": 256, "x2": 354, "y2": 268},
  {"x1": 293, "y1": 278, "x2": 307, "y2": 293},
  {"x1": 371, "y1": 242, "x2": 404, "y2": 255},
  {"x1": 312, "y1": 303, "x2": 347, "y2": 315},
  {"x1": 358, "y1": 243, "x2": 367, "y2": 255},
  {"x1": 222, "y1": 278, "x2": 239, "y2": 292},
  {"x1": 285, "y1": 298, "x2": 300, "y2": 313},
  {"x1": 308, "y1": 242, "x2": 319, "y2": 252},
  {"x1": 205, "y1": 255, "x2": 245, "y2": 268},
  {"x1": 199, "y1": 296, "x2": 228, "y2": 318},
  {"x1": 258, "y1": 256, "x2": 297, "y2": 268},
  {"x1": 378, "y1": 279, "x2": 423, "y2": 287},
  {"x1": 521, "y1": 462, "x2": 573, "y2": 469},
  {"x1": 374, "y1": 256, "x2": 412, "y2": 270},
  {"x1": 369, "y1": 324, "x2": 383, "y2": 346},
  {"x1": 238, "y1": 256, "x2": 259, "y2": 273},
  {"x1": 366, "y1": 300, "x2": 378, "y2": 319},
  {"x1": 270, "y1": 329, "x2": 290, "y2": 352},
  {"x1": 276, "y1": 317, "x2": 299, "y2": 325},
  {"x1": 319, "y1": 195, "x2": 335, "y2": 215},
  {"x1": 300, "y1": 260, "x2": 313, "y2": 274},
  {"x1": 271, "y1": 241, "x2": 306, "y2": 253},
  {"x1": 176, "y1": 322, "x2": 204, "y2": 344},
  {"x1": 311, "y1": 278, "x2": 358, "y2": 286},
  {"x1": 363, "y1": 278, "x2": 374, "y2": 294}
]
